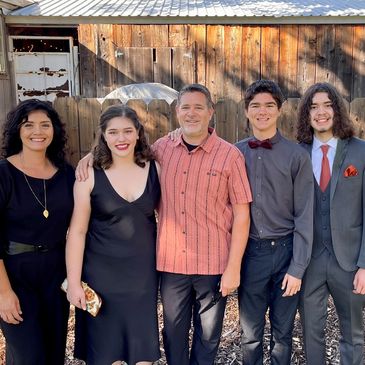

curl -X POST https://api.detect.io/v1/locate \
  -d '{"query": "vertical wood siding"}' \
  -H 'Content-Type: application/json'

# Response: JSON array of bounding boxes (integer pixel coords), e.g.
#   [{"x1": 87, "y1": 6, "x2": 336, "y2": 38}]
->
[{"x1": 78, "y1": 24, "x2": 365, "y2": 101}]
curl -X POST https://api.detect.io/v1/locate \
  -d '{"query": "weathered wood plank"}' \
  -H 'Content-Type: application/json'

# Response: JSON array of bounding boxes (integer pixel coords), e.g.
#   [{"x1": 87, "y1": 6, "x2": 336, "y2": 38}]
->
[
  {"x1": 350, "y1": 98, "x2": 365, "y2": 139},
  {"x1": 188, "y1": 25, "x2": 207, "y2": 85},
  {"x1": 153, "y1": 48, "x2": 172, "y2": 86},
  {"x1": 78, "y1": 24, "x2": 96, "y2": 97},
  {"x1": 333, "y1": 25, "x2": 353, "y2": 100},
  {"x1": 169, "y1": 25, "x2": 189, "y2": 47},
  {"x1": 116, "y1": 48, "x2": 153, "y2": 85},
  {"x1": 236, "y1": 100, "x2": 250, "y2": 142},
  {"x1": 277, "y1": 98, "x2": 299, "y2": 141},
  {"x1": 215, "y1": 99, "x2": 238, "y2": 143},
  {"x1": 146, "y1": 100, "x2": 170, "y2": 143},
  {"x1": 241, "y1": 26, "x2": 261, "y2": 91},
  {"x1": 224, "y1": 26, "x2": 243, "y2": 102},
  {"x1": 78, "y1": 98, "x2": 101, "y2": 157},
  {"x1": 316, "y1": 24, "x2": 336, "y2": 85},
  {"x1": 95, "y1": 24, "x2": 116, "y2": 97},
  {"x1": 351, "y1": 26, "x2": 365, "y2": 99},
  {"x1": 53, "y1": 97, "x2": 80, "y2": 166},
  {"x1": 297, "y1": 25, "x2": 316, "y2": 96},
  {"x1": 206, "y1": 25, "x2": 225, "y2": 102},
  {"x1": 279, "y1": 25, "x2": 299, "y2": 97},
  {"x1": 261, "y1": 26, "x2": 280, "y2": 82},
  {"x1": 172, "y1": 45, "x2": 196, "y2": 91}
]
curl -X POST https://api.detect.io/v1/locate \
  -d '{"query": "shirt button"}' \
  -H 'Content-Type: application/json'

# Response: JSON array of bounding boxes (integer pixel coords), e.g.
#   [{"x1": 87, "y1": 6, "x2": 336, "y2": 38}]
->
[
  {"x1": 271, "y1": 241, "x2": 275, "y2": 246},
  {"x1": 259, "y1": 230, "x2": 263, "y2": 233},
  {"x1": 257, "y1": 194, "x2": 261, "y2": 198},
  {"x1": 188, "y1": 152, "x2": 192, "y2": 155},
  {"x1": 181, "y1": 191, "x2": 184, "y2": 195},
  {"x1": 182, "y1": 250, "x2": 186, "y2": 253},
  {"x1": 258, "y1": 156, "x2": 262, "y2": 160},
  {"x1": 323, "y1": 226, "x2": 327, "y2": 230},
  {"x1": 181, "y1": 211, "x2": 185, "y2": 214},
  {"x1": 322, "y1": 196, "x2": 326, "y2": 201},
  {"x1": 182, "y1": 231, "x2": 186, "y2": 234},
  {"x1": 257, "y1": 211, "x2": 261, "y2": 216},
  {"x1": 183, "y1": 171, "x2": 187, "y2": 174}
]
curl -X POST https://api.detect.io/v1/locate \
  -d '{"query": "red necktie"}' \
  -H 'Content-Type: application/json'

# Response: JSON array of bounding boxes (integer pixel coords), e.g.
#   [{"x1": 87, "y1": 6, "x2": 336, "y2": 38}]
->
[{"x1": 320, "y1": 144, "x2": 330, "y2": 192}]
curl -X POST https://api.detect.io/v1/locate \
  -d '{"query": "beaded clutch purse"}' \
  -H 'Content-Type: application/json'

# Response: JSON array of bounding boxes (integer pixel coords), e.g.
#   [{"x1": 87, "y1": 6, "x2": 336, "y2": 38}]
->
[{"x1": 61, "y1": 278, "x2": 102, "y2": 317}]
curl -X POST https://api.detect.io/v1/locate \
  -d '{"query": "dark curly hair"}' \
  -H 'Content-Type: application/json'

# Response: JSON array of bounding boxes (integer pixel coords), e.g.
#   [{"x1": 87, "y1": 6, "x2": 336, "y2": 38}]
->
[
  {"x1": 297, "y1": 83, "x2": 354, "y2": 144},
  {"x1": 244, "y1": 80, "x2": 285, "y2": 110},
  {"x1": 93, "y1": 104, "x2": 154, "y2": 169},
  {"x1": 1, "y1": 99, "x2": 67, "y2": 167}
]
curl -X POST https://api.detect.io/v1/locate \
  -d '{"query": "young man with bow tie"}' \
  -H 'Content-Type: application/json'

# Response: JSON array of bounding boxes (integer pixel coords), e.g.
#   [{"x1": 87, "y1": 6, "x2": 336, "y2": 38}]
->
[
  {"x1": 297, "y1": 82, "x2": 365, "y2": 365},
  {"x1": 235, "y1": 80, "x2": 314, "y2": 365}
]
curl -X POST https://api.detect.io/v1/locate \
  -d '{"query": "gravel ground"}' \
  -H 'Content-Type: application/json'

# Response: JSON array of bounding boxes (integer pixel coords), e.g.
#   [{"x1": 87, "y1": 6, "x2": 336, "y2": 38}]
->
[{"x1": 1, "y1": 294, "x2": 360, "y2": 364}]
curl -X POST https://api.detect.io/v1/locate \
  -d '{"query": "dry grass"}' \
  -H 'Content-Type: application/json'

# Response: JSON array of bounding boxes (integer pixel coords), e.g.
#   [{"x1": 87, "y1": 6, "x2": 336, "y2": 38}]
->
[{"x1": 0, "y1": 295, "x2": 361, "y2": 364}]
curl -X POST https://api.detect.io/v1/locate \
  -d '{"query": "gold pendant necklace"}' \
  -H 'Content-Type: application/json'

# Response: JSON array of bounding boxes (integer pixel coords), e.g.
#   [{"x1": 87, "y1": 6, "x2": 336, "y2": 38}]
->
[{"x1": 22, "y1": 173, "x2": 49, "y2": 218}]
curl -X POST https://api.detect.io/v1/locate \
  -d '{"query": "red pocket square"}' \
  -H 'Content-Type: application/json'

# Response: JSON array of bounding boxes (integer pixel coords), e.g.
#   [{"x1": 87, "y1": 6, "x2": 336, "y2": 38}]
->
[{"x1": 344, "y1": 165, "x2": 358, "y2": 177}]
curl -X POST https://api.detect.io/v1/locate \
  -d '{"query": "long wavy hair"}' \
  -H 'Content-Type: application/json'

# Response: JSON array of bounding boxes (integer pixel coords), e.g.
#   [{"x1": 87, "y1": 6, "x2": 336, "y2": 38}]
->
[
  {"x1": 297, "y1": 83, "x2": 354, "y2": 144},
  {"x1": 93, "y1": 104, "x2": 154, "y2": 169},
  {"x1": 1, "y1": 99, "x2": 67, "y2": 167}
]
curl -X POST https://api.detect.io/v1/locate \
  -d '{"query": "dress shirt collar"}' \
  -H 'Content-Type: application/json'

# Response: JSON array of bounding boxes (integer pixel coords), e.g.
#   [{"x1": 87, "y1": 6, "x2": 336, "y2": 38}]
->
[
  {"x1": 250, "y1": 129, "x2": 282, "y2": 146},
  {"x1": 312, "y1": 135, "x2": 338, "y2": 151},
  {"x1": 174, "y1": 127, "x2": 217, "y2": 153}
]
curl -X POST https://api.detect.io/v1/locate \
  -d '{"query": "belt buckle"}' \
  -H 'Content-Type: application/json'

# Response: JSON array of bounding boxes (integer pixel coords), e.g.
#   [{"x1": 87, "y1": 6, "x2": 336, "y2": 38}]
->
[{"x1": 35, "y1": 245, "x2": 48, "y2": 253}]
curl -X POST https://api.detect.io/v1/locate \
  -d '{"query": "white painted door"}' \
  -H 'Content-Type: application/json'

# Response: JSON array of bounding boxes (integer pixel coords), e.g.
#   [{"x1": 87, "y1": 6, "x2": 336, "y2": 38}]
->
[{"x1": 14, "y1": 52, "x2": 72, "y2": 102}]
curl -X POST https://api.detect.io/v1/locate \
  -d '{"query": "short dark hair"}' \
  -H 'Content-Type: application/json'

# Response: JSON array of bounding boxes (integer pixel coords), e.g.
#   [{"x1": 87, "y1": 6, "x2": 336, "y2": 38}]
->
[
  {"x1": 93, "y1": 104, "x2": 154, "y2": 169},
  {"x1": 1, "y1": 99, "x2": 67, "y2": 167},
  {"x1": 296, "y1": 82, "x2": 354, "y2": 144},
  {"x1": 177, "y1": 84, "x2": 214, "y2": 108},
  {"x1": 244, "y1": 80, "x2": 285, "y2": 110}
]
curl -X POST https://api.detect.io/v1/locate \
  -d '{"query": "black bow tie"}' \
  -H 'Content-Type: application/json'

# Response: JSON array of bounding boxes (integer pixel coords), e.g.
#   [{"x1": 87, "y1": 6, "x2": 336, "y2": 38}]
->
[{"x1": 248, "y1": 139, "x2": 272, "y2": 149}]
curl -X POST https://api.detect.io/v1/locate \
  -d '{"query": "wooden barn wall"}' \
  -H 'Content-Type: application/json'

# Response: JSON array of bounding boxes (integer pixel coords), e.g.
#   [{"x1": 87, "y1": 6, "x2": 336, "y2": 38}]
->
[
  {"x1": 78, "y1": 24, "x2": 365, "y2": 101},
  {"x1": 0, "y1": 76, "x2": 14, "y2": 128},
  {"x1": 54, "y1": 97, "x2": 365, "y2": 167}
]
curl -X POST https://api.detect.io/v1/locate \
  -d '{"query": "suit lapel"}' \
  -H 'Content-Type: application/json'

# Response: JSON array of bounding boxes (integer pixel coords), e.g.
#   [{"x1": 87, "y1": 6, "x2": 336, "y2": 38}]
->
[{"x1": 330, "y1": 138, "x2": 349, "y2": 201}]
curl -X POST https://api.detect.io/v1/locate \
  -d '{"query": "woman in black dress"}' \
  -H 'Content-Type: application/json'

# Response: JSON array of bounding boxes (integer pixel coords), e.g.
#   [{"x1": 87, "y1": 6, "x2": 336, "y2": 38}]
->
[
  {"x1": 0, "y1": 99, "x2": 74, "y2": 364},
  {"x1": 66, "y1": 104, "x2": 161, "y2": 365}
]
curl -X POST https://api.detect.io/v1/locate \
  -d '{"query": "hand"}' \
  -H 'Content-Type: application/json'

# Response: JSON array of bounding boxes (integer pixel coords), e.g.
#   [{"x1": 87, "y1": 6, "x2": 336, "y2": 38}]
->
[
  {"x1": 0, "y1": 289, "x2": 23, "y2": 324},
  {"x1": 167, "y1": 128, "x2": 182, "y2": 141},
  {"x1": 281, "y1": 273, "x2": 301, "y2": 297},
  {"x1": 66, "y1": 283, "x2": 87, "y2": 311},
  {"x1": 220, "y1": 267, "x2": 240, "y2": 297},
  {"x1": 353, "y1": 268, "x2": 365, "y2": 295},
  {"x1": 75, "y1": 153, "x2": 93, "y2": 181}
]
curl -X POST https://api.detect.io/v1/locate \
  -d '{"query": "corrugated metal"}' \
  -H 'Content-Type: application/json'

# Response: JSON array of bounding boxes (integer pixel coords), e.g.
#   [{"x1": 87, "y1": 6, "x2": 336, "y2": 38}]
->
[{"x1": 8, "y1": 0, "x2": 365, "y2": 18}]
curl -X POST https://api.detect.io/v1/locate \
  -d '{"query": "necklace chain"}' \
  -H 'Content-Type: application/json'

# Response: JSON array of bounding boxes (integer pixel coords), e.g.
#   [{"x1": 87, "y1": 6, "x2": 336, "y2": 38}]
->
[{"x1": 20, "y1": 154, "x2": 49, "y2": 219}]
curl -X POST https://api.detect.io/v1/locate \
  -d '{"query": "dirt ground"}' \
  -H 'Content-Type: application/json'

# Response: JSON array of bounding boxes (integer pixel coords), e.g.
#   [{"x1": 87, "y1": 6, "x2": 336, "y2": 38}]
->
[{"x1": 1, "y1": 294, "x2": 359, "y2": 364}]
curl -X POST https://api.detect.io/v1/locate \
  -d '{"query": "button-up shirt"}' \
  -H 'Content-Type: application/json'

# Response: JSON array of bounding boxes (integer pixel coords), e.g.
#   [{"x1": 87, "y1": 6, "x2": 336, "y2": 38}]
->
[
  {"x1": 235, "y1": 131, "x2": 314, "y2": 278},
  {"x1": 153, "y1": 129, "x2": 252, "y2": 275},
  {"x1": 312, "y1": 136, "x2": 338, "y2": 184}
]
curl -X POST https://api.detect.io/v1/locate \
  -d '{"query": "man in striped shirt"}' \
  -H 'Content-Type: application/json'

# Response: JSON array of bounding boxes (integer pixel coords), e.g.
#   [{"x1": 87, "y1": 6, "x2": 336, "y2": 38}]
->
[{"x1": 153, "y1": 84, "x2": 252, "y2": 365}]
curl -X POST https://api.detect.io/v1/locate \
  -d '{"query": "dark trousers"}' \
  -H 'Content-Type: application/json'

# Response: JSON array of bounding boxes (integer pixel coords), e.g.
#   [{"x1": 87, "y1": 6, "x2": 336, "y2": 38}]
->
[
  {"x1": 160, "y1": 272, "x2": 227, "y2": 365},
  {"x1": 238, "y1": 234, "x2": 298, "y2": 365},
  {"x1": 0, "y1": 249, "x2": 69, "y2": 365},
  {"x1": 300, "y1": 249, "x2": 365, "y2": 365}
]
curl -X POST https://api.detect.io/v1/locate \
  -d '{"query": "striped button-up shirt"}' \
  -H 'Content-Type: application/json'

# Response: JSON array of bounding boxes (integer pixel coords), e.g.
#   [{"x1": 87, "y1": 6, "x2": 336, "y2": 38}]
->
[{"x1": 153, "y1": 129, "x2": 252, "y2": 275}]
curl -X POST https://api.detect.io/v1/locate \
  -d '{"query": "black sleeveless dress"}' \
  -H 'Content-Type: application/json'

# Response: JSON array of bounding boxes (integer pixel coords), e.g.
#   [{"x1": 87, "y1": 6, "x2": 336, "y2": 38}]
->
[{"x1": 75, "y1": 161, "x2": 161, "y2": 365}]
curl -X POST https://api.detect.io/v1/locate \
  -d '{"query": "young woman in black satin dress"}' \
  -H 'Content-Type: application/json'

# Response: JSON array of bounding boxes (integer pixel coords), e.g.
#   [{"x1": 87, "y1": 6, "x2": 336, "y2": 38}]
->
[
  {"x1": 66, "y1": 104, "x2": 161, "y2": 365},
  {"x1": 0, "y1": 99, "x2": 74, "y2": 364}
]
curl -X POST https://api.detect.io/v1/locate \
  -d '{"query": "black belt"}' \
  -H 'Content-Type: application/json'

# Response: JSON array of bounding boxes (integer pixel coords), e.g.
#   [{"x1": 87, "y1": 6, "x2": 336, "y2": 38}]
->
[
  {"x1": 248, "y1": 233, "x2": 293, "y2": 249},
  {"x1": 6, "y1": 240, "x2": 64, "y2": 255}
]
